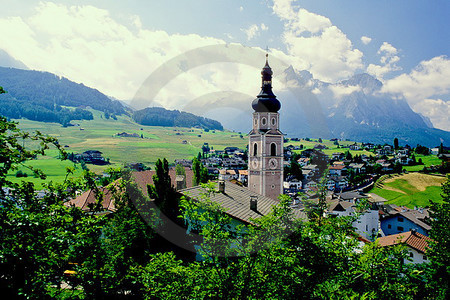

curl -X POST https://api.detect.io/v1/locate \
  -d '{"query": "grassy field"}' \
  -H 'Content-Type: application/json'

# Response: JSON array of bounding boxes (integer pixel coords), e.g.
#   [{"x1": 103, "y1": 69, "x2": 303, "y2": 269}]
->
[
  {"x1": 285, "y1": 139, "x2": 375, "y2": 157},
  {"x1": 403, "y1": 154, "x2": 442, "y2": 172},
  {"x1": 8, "y1": 110, "x2": 248, "y2": 186},
  {"x1": 370, "y1": 173, "x2": 445, "y2": 208}
]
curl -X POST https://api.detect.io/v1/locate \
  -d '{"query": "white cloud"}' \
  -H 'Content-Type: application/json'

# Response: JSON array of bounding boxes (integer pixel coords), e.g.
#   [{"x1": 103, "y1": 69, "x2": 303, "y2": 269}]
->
[
  {"x1": 381, "y1": 56, "x2": 450, "y2": 130},
  {"x1": 382, "y1": 56, "x2": 450, "y2": 101},
  {"x1": 272, "y1": 0, "x2": 364, "y2": 83},
  {"x1": 242, "y1": 23, "x2": 268, "y2": 40},
  {"x1": 328, "y1": 84, "x2": 361, "y2": 99},
  {"x1": 0, "y1": 2, "x2": 224, "y2": 100},
  {"x1": 361, "y1": 36, "x2": 372, "y2": 45},
  {"x1": 367, "y1": 42, "x2": 401, "y2": 80},
  {"x1": 413, "y1": 99, "x2": 450, "y2": 131}
]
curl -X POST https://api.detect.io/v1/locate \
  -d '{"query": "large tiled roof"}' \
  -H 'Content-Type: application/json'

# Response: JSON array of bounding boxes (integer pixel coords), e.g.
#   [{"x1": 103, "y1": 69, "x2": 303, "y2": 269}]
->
[
  {"x1": 131, "y1": 168, "x2": 194, "y2": 197},
  {"x1": 377, "y1": 231, "x2": 431, "y2": 253},
  {"x1": 179, "y1": 181, "x2": 307, "y2": 225},
  {"x1": 67, "y1": 187, "x2": 116, "y2": 213}
]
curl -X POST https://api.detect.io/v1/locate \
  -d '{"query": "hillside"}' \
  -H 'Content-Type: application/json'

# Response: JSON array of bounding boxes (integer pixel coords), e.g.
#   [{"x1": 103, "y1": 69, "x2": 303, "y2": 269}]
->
[
  {"x1": 0, "y1": 67, "x2": 125, "y2": 125},
  {"x1": 133, "y1": 107, "x2": 223, "y2": 130}
]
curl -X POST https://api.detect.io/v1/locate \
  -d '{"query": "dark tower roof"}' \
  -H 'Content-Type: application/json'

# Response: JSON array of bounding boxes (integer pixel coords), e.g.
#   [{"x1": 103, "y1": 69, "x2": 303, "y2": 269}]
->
[{"x1": 252, "y1": 54, "x2": 281, "y2": 113}]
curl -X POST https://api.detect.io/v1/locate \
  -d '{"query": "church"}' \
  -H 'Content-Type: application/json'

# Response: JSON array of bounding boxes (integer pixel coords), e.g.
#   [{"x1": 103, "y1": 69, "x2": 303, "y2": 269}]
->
[{"x1": 248, "y1": 54, "x2": 284, "y2": 200}]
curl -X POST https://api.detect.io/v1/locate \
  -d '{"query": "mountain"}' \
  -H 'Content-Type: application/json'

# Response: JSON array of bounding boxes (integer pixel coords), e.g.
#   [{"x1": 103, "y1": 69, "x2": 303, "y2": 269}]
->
[
  {"x1": 193, "y1": 68, "x2": 448, "y2": 147},
  {"x1": 133, "y1": 107, "x2": 223, "y2": 130},
  {"x1": 0, "y1": 67, "x2": 125, "y2": 125},
  {"x1": 0, "y1": 50, "x2": 28, "y2": 69}
]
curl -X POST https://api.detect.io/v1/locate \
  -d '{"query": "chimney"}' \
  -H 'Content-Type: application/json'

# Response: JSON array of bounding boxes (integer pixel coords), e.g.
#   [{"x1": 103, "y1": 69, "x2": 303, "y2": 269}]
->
[
  {"x1": 218, "y1": 180, "x2": 225, "y2": 193},
  {"x1": 411, "y1": 228, "x2": 417, "y2": 235},
  {"x1": 250, "y1": 196, "x2": 258, "y2": 211},
  {"x1": 175, "y1": 175, "x2": 186, "y2": 191}
]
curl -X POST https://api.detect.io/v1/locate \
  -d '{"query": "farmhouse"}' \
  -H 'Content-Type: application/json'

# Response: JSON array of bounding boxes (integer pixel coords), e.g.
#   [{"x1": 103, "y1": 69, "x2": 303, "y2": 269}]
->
[{"x1": 377, "y1": 230, "x2": 431, "y2": 264}]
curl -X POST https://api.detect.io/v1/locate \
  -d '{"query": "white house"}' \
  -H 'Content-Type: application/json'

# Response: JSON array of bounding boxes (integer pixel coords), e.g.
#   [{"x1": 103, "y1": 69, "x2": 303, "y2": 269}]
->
[
  {"x1": 376, "y1": 230, "x2": 431, "y2": 264},
  {"x1": 328, "y1": 199, "x2": 379, "y2": 240}
]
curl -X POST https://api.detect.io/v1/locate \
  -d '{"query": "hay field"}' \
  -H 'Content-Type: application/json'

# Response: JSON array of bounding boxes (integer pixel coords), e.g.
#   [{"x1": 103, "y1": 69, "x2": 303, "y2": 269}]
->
[{"x1": 370, "y1": 173, "x2": 445, "y2": 208}]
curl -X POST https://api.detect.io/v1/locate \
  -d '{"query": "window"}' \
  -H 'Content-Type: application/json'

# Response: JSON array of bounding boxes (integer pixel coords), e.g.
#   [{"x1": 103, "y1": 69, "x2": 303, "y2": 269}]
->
[
  {"x1": 398, "y1": 226, "x2": 404, "y2": 231},
  {"x1": 409, "y1": 252, "x2": 414, "y2": 258},
  {"x1": 388, "y1": 224, "x2": 392, "y2": 229},
  {"x1": 398, "y1": 217, "x2": 404, "y2": 222},
  {"x1": 253, "y1": 143, "x2": 257, "y2": 156},
  {"x1": 271, "y1": 117, "x2": 276, "y2": 126},
  {"x1": 271, "y1": 184, "x2": 275, "y2": 189},
  {"x1": 261, "y1": 117, "x2": 267, "y2": 126},
  {"x1": 270, "y1": 143, "x2": 276, "y2": 156}
]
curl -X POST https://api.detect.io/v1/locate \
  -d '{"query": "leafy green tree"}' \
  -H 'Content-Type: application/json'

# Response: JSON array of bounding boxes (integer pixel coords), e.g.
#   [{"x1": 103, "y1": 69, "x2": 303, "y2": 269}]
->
[
  {"x1": 427, "y1": 175, "x2": 450, "y2": 299},
  {"x1": 394, "y1": 137, "x2": 399, "y2": 150},
  {"x1": 192, "y1": 157, "x2": 208, "y2": 186},
  {"x1": 148, "y1": 158, "x2": 175, "y2": 216}
]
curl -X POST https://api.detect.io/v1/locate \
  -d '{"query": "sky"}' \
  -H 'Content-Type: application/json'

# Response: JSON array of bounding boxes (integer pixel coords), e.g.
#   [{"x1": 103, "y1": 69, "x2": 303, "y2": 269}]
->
[{"x1": 0, "y1": 0, "x2": 449, "y2": 130}]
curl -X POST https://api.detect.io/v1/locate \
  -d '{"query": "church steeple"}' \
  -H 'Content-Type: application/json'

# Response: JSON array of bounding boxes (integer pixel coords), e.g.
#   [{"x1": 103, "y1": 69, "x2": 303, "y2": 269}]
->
[
  {"x1": 248, "y1": 54, "x2": 284, "y2": 200},
  {"x1": 252, "y1": 54, "x2": 281, "y2": 113}
]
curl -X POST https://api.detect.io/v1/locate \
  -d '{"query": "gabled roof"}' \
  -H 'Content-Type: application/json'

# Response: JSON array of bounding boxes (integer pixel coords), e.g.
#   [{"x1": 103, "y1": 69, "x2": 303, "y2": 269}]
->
[
  {"x1": 377, "y1": 231, "x2": 431, "y2": 253},
  {"x1": 67, "y1": 187, "x2": 116, "y2": 213},
  {"x1": 328, "y1": 200, "x2": 354, "y2": 212},
  {"x1": 179, "y1": 181, "x2": 307, "y2": 225},
  {"x1": 132, "y1": 168, "x2": 194, "y2": 197}
]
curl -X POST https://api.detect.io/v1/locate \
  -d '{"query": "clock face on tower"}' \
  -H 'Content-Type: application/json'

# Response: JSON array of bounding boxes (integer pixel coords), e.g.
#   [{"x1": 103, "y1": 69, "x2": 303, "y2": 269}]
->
[
  {"x1": 252, "y1": 158, "x2": 259, "y2": 169},
  {"x1": 268, "y1": 158, "x2": 278, "y2": 169}
]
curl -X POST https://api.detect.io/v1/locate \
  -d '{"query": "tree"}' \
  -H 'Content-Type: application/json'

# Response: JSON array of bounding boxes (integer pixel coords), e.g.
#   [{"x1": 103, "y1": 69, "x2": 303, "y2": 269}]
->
[
  {"x1": 394, "y1": 137, "x2": 399, "y2": 150},
  {"x1": 438, "y1": 142, "x2": 444, "y2": 155},
  {"x1": 148, "y1": 158, "x2": 175, "y2": 217},
  {"x1": 427, "y1": 175, "x2": 450, "y2": 298},
  {"x1": 192, "y1": 157, "x2": 208, "y2": 186}
]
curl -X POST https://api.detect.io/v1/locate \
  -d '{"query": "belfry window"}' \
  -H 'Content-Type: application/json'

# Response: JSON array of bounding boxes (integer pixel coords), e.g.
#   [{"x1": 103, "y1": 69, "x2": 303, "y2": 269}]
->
[
  {"x1": 253, "y1": 143, "x2": 258, "y2": 156},
  {"x1": 270, "y1": 143, "x2": 276, "y2": 156}
]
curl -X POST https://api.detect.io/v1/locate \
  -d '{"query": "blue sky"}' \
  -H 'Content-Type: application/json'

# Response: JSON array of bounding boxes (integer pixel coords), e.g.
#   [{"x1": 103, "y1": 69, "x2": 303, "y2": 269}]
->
[{"x1": 0, "y1": 0, "x2": 448, "y2": 129}]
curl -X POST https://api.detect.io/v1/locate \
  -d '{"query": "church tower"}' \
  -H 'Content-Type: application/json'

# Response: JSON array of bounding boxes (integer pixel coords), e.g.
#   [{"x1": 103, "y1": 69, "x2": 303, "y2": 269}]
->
[{"x1": 248, "y1": 54, "x2": 284, "y2": 200}]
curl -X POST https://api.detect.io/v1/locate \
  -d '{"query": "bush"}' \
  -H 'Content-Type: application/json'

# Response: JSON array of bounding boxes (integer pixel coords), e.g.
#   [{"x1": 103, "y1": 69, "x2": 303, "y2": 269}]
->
[{"x1": 15, "y1": 170, "x2": 28, "y2": 177}]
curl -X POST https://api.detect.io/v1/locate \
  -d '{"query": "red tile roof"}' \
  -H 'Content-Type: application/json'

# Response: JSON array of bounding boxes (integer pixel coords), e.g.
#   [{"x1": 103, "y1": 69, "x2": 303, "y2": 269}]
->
[
  {"x1": 377, "y1": 231, "x2": 431, "y2": 253},
  {"x1": 67, "y1": 187, "x2": 116, "y2": 213}
]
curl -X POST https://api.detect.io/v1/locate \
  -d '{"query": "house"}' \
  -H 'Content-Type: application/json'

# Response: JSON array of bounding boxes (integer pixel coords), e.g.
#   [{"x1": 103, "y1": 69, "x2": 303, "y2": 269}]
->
[
  {"x1": 377, "y1": 230, "x2": 431, "y2": 264},
  {"x1": 380, "y1": 207, "x2": 431, "y2": 236},
  {"x1": 349, "y1": 143, "x2": 360, "y2": 151},
  {"x1": 283, "y1": 178, "x2": 302, "y2": 193},
  {"x1": 297, "y1": 157, "x2": 310, "y2": 167},
  {"x1": 238, "y1": 170, "x2": 248, "y2": 184},
  {"x1": 313, "y1": 144, "x2": 326, "y2": 150},
  {"x1": 303, "y1": 180, "x2": 318, "y2": 191},
  {"x1": 302, "y1": 169, "x2": 314, "y2": 180},
  {"x1": 362, "y1": 143, "x2": 375, "y2": 150},
  {"x1": 329, "y1": 164, "x2": 346, "y2": 176},
  {"x1": 327, "y1": 198, "x2": 379, "y2": 240},
  {"x1": 224, "y1": 146, "x2": 240, "y2": 155},
  {"x1": 348, "y1": 163, "x2": 366, "y2": 174},
  {"x1": 331, "y1": 153, "x2": 345, "y2": 161},
  {"x1": 395, "y1": 154, "x2": 412, "y2": 165},
  {"x1": 175, "y1": 159, "x2": 193, "y2": 168},
  {"x1": 67, "y1": 187, "x2": 117, "y2": 215},
  {"x1": 430, "y1": 148, "x2": 439, "y2": 155},
  {"x1": 218, "y1": 169, "x2": 238, "y2": 181}
]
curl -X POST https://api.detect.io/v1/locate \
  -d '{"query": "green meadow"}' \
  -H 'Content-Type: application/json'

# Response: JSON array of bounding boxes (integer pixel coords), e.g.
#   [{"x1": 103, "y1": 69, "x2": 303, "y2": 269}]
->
[
  {"x1": 8, "y1": 109, "x2": 247, "y2": 187},
  {"x1": 370, "y1": 173, "x2": 445, "y2": 208}
]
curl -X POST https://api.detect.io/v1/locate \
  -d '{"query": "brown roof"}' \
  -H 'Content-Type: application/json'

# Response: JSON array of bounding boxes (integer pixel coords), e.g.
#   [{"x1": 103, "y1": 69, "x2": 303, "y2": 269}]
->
[
  {"x1": 377, "y1": 231, "x2": 431, "y2": 253},
  {"x1": 67, "y1": 187, "x2": 116, "y2": 213},
  {"x1": 329, "y1": 165, "x2": 345, "y2": 170},
  {"x1": 131, "y1": 168, "x2": 194, "y2": 197},
  {"x1": 68, "y1": 168, "x2": 194, "y2": 213},
  {"x1": 179, "y1": 181, "x2": 307, "y2": 225},
  {"x1": 328, "y1": 200, "x2": 354, "y2": 212}
]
